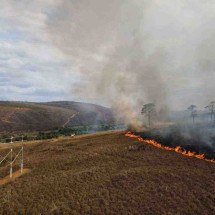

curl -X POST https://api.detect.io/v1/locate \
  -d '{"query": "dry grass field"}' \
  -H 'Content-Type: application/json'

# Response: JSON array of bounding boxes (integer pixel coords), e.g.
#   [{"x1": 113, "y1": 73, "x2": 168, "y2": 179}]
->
[
  {"x1": 0, "y1": 131, "x2": 214, "y2": 214},
  {"x1": 0, "y1": 169, "x2": 30, "y2": 186}
]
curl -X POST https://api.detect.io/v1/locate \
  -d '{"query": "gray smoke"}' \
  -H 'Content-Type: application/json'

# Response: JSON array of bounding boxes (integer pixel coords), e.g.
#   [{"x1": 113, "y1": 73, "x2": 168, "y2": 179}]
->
[{"x1": 46, "y1": 0, "x2": 215, "y2": 126}]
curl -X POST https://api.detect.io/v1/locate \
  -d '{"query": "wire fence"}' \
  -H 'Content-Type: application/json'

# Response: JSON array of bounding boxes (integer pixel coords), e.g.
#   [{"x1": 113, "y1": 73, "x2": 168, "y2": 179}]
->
[
  {"x1": 0, "y1": 136, "x2": 20, "y2": 144},
  {"x1": 0, "y1": 123, "x2": 125, "y2": 144},
  {"x1": 0, "y1": 146, "x2": 24, "y2": 179},
  {"x1": 0, "y1": 135, "x2": 38, "y2": 144}
]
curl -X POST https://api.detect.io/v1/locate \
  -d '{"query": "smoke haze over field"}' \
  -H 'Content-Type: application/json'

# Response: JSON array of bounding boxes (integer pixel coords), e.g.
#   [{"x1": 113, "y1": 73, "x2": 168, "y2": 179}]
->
[
  {"x1": 45, "y1": 0, "x2": 215, "y2": 124},
  {"x1": 1, "y1": 0, "x2": 215, "y2": 122}
]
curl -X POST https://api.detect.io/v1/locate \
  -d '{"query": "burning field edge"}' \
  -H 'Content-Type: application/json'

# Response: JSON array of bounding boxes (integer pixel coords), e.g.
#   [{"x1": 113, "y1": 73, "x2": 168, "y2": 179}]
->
[{"x1": 125, "y1": 131, "x2": 215, "y2": 163}]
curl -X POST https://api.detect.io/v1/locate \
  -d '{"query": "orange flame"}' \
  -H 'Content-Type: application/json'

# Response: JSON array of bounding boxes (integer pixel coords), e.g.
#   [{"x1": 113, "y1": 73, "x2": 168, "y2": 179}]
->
[{"x1": 125, "y1": 132, "x2": 215, "y2": 163}]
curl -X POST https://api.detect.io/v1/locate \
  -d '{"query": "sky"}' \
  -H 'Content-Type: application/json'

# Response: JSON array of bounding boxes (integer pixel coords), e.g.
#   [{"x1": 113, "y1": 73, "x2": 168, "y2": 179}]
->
[
  {"x1": 0, "y1": 0, "x2": 72, "y2": 101},
  {"x1": 1, "y1": 0, "x2": 215, "y2": 111}
]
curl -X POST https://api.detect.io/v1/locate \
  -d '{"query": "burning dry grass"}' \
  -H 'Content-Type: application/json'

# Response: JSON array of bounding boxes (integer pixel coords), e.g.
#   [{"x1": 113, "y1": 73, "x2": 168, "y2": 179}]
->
[
  {"x1": 0, "y1": 131, "x2": 214, "y2": 214},
  {"x1": 125, "y1": 131, "x2": 215, "y2": 163}
]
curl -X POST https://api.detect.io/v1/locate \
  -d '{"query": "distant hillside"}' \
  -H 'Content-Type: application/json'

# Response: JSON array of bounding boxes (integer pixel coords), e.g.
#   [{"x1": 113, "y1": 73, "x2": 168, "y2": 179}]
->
[
  {"x1": 0, "y1": 101, "x2": 114, "y2": 133},
  {"x1": 43, "y1": 101, "x2": 114, "y2": 126}
]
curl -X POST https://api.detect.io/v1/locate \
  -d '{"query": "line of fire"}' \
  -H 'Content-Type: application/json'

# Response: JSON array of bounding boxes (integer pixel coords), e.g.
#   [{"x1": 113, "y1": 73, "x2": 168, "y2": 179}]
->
[{"x1": 125, "y1": 102, "x2": 215, "y2": 163}]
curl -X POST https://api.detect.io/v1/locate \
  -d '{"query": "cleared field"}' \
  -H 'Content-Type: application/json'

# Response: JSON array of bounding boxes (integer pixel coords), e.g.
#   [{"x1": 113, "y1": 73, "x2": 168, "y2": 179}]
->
[{"x1": 0, "y1": 131, "x2": 214, "y2": 214}]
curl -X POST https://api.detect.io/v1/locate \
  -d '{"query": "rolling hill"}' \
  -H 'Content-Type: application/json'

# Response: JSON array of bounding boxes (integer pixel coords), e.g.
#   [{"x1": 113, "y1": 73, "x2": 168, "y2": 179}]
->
[
  {"x1": 0, "y1": 131, "x2": 214, "y2": 214},
  {"x1": 0, "y1": 101, "x2": 114, "y2": 133}
]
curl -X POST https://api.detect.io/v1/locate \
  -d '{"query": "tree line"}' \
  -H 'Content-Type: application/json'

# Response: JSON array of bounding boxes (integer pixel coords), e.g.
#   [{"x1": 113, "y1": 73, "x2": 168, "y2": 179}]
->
[{"x1": 141, "y1": 101, "x2": 215, "y2": 127}]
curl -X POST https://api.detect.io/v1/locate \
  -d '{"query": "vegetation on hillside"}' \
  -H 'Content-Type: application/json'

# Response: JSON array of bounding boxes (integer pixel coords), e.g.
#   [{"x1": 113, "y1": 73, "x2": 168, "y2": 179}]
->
[{"x1": 0, "y1": 101, "x2": 114, "y2": 134}]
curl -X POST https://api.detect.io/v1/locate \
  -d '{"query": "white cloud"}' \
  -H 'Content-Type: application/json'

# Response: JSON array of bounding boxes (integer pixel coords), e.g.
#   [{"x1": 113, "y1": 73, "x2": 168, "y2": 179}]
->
[
  {"x1": 0, "y1": 0, "x2": 73, "y2": 102},
  {"x1": 1, "y1": 0, "x2": 215, "y2": 111}
]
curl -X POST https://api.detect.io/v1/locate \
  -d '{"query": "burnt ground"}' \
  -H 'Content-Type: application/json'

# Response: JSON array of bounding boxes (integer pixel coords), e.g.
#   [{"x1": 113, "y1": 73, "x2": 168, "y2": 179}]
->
[
  {"x1": 0, "y1": 131, "x2": 214, "y2": 215},
  {"x1": 134, "y1": 124, "x2": 215, "y2": 159}
]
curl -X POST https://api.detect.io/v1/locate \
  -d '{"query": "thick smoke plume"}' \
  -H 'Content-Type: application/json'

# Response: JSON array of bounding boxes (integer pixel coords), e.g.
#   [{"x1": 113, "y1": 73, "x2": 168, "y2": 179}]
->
[{"x1": 47, "y1": 0, "x2": 215, "y2": 127}]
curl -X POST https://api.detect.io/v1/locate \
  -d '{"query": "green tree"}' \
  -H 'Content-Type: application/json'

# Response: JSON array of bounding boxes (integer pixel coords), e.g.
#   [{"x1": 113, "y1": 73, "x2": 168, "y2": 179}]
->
[
  {"x1": 188, "y1": 105, "x2": 197, "y2": 123},
  {"x1": 141, "y1": 103, "x2": 156, "y2": 127},
  {"x1": 205, "y1": 101, "x2": 215, "y2": 121}
]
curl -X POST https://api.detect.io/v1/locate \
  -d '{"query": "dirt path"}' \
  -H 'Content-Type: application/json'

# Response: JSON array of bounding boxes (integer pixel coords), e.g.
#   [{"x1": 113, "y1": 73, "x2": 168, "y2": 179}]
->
[
  {"x1": 0, "y1": 168, "x2": 30, "y2": 186},
  {"x1": 62, "y1": 114, "x2": 77, "y2": 128}
]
